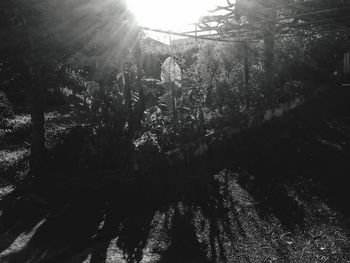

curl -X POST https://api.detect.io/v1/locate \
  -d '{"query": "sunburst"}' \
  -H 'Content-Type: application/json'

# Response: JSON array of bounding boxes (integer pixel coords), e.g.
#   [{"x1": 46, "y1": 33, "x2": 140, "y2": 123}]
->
[{"x1": 126, "y1": 0, "x2": 221, "y2": 29}]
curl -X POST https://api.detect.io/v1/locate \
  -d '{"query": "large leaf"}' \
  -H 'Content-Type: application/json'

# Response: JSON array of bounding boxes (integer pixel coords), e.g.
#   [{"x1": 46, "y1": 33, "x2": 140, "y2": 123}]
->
[{"x1": 161, "y1": 57, "x2": 182, "y2": 87}]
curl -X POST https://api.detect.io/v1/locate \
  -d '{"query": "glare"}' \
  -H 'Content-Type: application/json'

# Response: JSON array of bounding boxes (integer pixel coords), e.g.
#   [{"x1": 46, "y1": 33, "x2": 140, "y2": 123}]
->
[{"x1": 126, "y1": 0, "x2": 219, "y2": 29}]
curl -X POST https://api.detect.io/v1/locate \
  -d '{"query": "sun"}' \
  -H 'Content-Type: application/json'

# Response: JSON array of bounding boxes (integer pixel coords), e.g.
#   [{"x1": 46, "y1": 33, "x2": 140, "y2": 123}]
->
[{"x1": 126, "y1": 0, "x2": 219, "y2": 29}]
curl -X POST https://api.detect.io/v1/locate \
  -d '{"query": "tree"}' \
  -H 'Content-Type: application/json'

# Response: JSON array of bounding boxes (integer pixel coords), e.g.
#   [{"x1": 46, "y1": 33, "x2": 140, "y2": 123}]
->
[
  {"x1": 195, "y1": 42, "x2": 222, "y2": 106},
  {"x1": 0, "y1": 0, "x2": 137, "y2": 178},
  {"x1": 233, "y1": 0, "x2": 280, "y2": 103},
  {"x1": 228, "y1": 0, "x2": 350, "y2": 102}
]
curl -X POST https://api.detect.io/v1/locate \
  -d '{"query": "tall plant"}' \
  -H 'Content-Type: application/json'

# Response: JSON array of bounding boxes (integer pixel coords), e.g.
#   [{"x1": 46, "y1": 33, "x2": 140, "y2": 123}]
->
[{"x1": 160, "y1": 57, "x2": 182, "y2": 124}]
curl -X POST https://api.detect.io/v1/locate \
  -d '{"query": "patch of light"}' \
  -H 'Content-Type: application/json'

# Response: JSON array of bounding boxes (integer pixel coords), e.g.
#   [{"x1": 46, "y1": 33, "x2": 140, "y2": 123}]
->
[
  {"x1": 126, "y1": 0, "x2": 226, "y2": 29},
  {"x1": 0, "y1": 217, "x2": 48, "y2": 258}
]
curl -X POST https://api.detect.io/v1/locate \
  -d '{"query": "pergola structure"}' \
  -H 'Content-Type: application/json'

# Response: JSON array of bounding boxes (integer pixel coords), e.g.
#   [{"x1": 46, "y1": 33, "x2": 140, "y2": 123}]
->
[
  {"x1": 142, "y1": 0, "x2": 350, "y2": 43},
  {"x1": 141, "y1": 0, "x2": 350, "y2": 103}
]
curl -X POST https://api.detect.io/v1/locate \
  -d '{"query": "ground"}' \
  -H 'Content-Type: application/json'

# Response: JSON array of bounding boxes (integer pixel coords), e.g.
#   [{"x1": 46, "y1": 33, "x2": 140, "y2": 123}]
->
[{"x1": 0, "y1": 86, "x2": 350, "y2": 262}]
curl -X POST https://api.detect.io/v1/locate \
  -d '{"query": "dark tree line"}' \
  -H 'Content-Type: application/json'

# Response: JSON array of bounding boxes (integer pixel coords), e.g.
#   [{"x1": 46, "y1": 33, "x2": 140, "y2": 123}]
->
[
  {"x1": 1, "y1": 0, "x2": 350, "y2": 181},
  {"x1": 0, "y1": 0, "x2": 138, "y2": 178}
]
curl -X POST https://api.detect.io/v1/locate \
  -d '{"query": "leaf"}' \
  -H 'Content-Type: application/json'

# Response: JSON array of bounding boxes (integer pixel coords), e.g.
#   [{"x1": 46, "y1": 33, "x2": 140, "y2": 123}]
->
[
  {"x1": 142, "y1": 78, "x2": 163, "y2": 97},
  {"x1": 86, "y1": 81, "x2": 100, "y2": 95},
  {"x1": 132, "y1": 93, "x2": 139, "y2": 102},
  {"x1": 160, "y1": 93, "x2": 174, "y2": 112},
  {"x1": 116, "y1": 71, "x2": 125, "y2": 85},
  {"x1": 161, "y1": 57, "x2": 181, "y2": 87}
]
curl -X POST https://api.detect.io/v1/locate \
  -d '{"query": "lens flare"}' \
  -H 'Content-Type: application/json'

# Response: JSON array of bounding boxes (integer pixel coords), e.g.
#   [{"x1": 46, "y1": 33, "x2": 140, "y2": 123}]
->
[{"x1": 126, "y1": 0, "x2": 219, "y2": 29}]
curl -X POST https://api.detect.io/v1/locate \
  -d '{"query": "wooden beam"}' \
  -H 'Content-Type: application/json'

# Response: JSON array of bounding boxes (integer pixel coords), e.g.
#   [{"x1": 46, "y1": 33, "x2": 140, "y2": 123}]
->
[
  {"x1": 277, "y1": 6, "x2": 350, "y2": 22},
  {"x1": 141, "y1": 27, "x2": 241, "y2": 42},
  {"x1": 141, "y1": 1, "x2": 350, "y2": 45},
  {"x1": 277, "y1": 14, "x2": 350, "y2": 29}
]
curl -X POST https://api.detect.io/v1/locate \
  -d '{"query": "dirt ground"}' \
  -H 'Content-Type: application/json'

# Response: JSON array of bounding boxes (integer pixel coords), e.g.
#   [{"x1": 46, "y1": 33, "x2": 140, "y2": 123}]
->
[{"x1": 1, "y1": 87, "x2": 350, "y2": 262}]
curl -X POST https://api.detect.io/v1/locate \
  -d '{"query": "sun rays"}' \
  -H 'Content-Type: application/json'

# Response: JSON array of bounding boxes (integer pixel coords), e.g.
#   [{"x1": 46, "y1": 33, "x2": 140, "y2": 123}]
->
[{"x1": 126, "y1": 0, "x2": 221, "y2": 29}]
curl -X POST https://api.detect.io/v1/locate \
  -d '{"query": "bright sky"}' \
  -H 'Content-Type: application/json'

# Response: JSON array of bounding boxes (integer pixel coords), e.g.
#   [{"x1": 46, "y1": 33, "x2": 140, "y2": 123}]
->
[{"x1": 126, "y1": 0, "x2": 229, "y2": 44}]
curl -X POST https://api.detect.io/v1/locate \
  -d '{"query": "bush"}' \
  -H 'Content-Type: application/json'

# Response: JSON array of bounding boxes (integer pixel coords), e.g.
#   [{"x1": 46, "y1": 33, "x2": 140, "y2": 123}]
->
[
  {"x1": 132, "y1": 131, "x2": 163, "y2": 175},
  {"x1": 0, "y1": 91, "x2": 14, "y2": 119},
  {"x1": 51, "y1": 124, "x2": 132, "y2": 175},
  {"x1": 50, "y1": 126, "x2": 93, "y2": 173}
]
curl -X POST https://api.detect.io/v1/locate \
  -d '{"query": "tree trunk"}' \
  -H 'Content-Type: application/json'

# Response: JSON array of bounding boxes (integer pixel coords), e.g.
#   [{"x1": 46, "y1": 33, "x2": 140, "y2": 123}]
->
[{"x1": 263, "y1": 21, "x2": 276, "y2": 105}]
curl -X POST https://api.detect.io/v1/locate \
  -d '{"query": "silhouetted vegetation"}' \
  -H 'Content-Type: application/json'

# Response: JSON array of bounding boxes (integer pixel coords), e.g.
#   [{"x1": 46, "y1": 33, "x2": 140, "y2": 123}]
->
[{"x1": 1, "y1": 0, "x2": 350, "y2": 262}]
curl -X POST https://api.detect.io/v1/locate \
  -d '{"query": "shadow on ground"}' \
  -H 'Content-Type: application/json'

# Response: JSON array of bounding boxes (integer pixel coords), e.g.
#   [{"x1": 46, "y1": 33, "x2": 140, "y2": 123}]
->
[{"x1": 1, "y1": 88, "x2": 350, "y2": 262}]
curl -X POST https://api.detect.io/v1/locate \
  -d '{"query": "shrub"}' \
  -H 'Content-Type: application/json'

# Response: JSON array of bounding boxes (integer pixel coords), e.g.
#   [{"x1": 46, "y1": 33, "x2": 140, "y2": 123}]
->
[
  {"x1": 132, "y1": 131, "x2": 163, "y2": 175},
  {"x1": 0, "y1": 91, "x2": 14, "y2": 119}
]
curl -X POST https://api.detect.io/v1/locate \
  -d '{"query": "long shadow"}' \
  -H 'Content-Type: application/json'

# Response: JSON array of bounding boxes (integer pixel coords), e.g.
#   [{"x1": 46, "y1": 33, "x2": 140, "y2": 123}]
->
[
  {"x1": 0, "y1": 172, "x2": 211, "y2": 262},
  {"x1": 0, "y1": 191, "x2": 104, "y2": 262},
  {"x1": 0, "y1": 165, "x2": 255, "y2": 263},
  {"x1": 0, "y1": 88, "x2": 349, "y2": 262},
  {"x1": 0, "y1": 137, "x2": 319, "y2": 263},
  {"x1": 158, "y1": 205, "x2": 209, "y2": 263},
  {"x1": 0, "y1": 190, "x2": 50, "y2": 254},
  {"x1": 0, "y1": 150, "x2": 335, "y2": 263}
]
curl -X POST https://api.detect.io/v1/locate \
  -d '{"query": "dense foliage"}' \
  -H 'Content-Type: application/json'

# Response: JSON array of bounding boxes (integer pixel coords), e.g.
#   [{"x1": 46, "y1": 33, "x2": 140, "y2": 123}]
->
[{"x1": 0, "y1": 0, "x2": 349, "y2": 181}]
